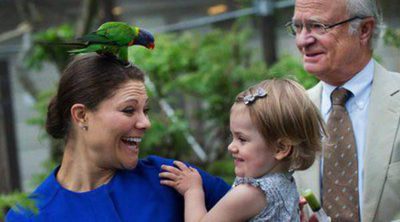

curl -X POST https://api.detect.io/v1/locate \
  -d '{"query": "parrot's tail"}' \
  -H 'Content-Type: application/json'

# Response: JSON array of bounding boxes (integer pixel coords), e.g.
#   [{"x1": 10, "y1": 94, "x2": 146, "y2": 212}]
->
[
  {"x1": 35, "y1": 41, "x2": 88, "y2": 48},
  {"x1": 68, "y1": 48, "x2": 90, "y2": 54}
]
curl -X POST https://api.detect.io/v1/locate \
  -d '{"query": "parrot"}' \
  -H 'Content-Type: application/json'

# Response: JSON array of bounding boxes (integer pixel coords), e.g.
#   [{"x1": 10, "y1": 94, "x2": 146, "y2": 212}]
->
[{"x1": 69, "y1": 21, "x2": 155, "y2": 63}]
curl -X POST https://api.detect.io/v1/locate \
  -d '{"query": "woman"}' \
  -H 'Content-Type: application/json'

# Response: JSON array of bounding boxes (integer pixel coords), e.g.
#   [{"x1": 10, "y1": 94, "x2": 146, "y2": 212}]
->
[{"x1": 6, "y1": 54, "x2": 230, "y2": 222}]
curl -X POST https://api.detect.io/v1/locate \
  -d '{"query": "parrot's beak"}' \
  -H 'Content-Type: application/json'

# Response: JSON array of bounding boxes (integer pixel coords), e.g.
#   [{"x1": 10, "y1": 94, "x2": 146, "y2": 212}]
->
[{"x1": 148, "y1": 43, "x2": 155, "y2": 49}]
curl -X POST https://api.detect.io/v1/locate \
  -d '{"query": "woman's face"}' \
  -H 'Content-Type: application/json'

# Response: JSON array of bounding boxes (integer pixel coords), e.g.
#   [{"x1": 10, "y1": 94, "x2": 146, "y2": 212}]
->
[{"x1": 84, "y1": 80, "x2": 151, "y2": 170}]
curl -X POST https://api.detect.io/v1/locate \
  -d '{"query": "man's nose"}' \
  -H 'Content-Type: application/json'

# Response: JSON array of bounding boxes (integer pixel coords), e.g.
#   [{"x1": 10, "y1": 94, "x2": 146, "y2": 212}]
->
[{"x1": 295, "y1": 28, "x2": 316, "y2": 49}]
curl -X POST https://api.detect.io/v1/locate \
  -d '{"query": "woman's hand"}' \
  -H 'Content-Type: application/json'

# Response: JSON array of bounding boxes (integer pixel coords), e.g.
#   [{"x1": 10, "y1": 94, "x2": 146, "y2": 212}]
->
[{"x1": 159, "y1": 161, "x2": 203, "y2": 196}]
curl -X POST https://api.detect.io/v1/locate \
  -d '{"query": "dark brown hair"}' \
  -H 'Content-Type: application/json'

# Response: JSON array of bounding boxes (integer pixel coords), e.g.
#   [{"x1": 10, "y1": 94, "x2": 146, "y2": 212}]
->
[
  {"x1": 46, "y1": 54, "x2": 145, "y2": 139},
  {"x1": 234, "y1": 78, "x2": 325, "y2": 171}
]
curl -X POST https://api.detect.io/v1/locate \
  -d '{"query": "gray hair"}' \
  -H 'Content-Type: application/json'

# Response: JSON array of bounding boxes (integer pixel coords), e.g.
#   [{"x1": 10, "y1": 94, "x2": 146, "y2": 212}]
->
[{"x1": 346, "y1": 0, "x2": 382, "y2": 49}]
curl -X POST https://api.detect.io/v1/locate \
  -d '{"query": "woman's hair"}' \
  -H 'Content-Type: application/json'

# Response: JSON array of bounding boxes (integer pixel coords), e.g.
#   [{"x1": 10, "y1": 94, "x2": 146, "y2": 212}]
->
[
  {"x1": 234, "y1": 78, "x2": 325, "y2": 171},
  {"x1": 46, "y1": 54, "x2": 145, "y2": 139}
]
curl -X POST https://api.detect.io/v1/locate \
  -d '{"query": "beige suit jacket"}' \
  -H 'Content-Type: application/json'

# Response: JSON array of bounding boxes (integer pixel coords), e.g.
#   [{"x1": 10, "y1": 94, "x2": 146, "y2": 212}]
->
[{"x1": 294, "y1": 61, "x2": 400, "y2": 222}]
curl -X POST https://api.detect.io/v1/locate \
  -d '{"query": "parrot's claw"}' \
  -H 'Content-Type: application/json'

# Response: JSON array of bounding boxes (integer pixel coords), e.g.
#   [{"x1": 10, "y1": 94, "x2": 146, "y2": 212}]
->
[{"x1": 124, "y1": 62, "x2": 133, "y2": 68}]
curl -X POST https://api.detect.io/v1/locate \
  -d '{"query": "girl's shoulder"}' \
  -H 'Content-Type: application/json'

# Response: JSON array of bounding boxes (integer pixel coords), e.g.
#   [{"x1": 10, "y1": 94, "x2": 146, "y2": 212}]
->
[
  {"x1": 232, "y1": 173, "x2": 300, "y2": 221},
  {"x1": 233, "y1": 172, "x2": 295, "y2": 190}
]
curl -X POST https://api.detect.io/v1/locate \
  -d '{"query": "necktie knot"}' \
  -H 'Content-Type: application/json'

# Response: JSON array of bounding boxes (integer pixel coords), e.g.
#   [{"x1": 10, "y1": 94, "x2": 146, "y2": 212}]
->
[{"x1": 331, "y1": 88, "x2": 351, "y2": 106}]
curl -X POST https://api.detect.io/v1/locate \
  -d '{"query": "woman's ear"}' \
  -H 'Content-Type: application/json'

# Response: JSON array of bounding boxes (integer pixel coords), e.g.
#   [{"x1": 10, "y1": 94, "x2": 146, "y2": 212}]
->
[
  {"x1": 274, "y1": 138, "x2": 293, "y2": 160},
  {"x1": 70, "y1": 104, "x2": 88, "y2": 128}
]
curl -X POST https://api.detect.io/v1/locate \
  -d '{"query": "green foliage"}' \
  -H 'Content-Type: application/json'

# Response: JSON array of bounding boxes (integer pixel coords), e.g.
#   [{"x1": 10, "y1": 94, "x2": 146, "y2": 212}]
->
[
  {"x1": 205, "y1": 158, "x2": 235, "y2": 184},
  {"x1": 26, "y1": 88, "x2": 57, "y2": 139},
  {"x1": 384, "y1": 28, "x2": 400, "y2": 49},
  {"x1": 268, "y1": 55, "x2": 318, "y2": 89},
  {"x1": 0, "y1": 192, "x2": 38, "y2": 218},
  {"x1": 130, "y1": 27, "x2": 269, "y2": 164},
  {"x1": 0, "y1": 158, "x2": 57, "y2": 219},
  {"x1": 25, "y1": 24, "x2": 75, "y2": 70}
]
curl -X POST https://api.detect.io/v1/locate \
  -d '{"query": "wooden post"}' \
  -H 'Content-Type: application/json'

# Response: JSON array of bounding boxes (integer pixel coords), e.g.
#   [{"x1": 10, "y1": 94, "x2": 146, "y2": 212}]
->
[
  {"x1": 0, "y1": 60, "x2": 21, "y2": 193},
  {"x1": 255, "y1": 0, "x2": 277, "y2": 65}
]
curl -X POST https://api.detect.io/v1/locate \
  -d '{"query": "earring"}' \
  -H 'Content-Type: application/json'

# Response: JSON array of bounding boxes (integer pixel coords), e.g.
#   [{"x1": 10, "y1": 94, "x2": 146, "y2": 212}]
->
[{"x1": 81, "y1": 125, "x2": 88, "y2": 131}]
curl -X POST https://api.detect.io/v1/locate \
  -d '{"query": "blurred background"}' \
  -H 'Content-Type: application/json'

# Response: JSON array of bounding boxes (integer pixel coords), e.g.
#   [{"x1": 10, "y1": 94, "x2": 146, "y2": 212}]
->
[{"x1": 0, "y1": 0, "x2": 399, "y2": 218}]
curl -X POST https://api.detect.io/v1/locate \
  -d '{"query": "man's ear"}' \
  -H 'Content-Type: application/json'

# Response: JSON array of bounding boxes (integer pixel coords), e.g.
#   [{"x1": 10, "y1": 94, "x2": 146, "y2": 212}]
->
[
  {"x1": 274, "y1": 138, "x2": 293, "y2": 160},
  {"x1": 359, "y1": 17, "x2": 375, "y2": 46},
  {"x1": 70, "y1": 104, "x2": 88, "y2": 127}
]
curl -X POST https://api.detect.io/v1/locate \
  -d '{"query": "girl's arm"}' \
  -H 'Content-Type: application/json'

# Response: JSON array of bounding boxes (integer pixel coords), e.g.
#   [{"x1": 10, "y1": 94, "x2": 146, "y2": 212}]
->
[
  {"x1": 201, "y1": 184, "x2": 266, "y2": 222},
  {"x1": 160, "y1": 161, "x2": 207, "y2": 222},
  {"x1": 160, "y1": 161, "x2": 265, "y2": 222}
]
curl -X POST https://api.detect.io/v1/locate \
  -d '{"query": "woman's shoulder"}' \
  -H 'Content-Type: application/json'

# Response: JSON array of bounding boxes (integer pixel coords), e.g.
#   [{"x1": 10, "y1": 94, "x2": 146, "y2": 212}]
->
[
  {"x1": 6, "y1": 167, "x2": 62, "y2": 220},
  {"x1": 140, "y1": 155, "x2": 175, "y2": 168}
]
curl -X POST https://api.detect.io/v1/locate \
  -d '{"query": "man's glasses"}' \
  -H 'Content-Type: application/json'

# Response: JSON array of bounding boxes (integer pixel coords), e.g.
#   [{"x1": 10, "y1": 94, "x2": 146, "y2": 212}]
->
[{"x1": 285, "y1": 16, "x2": 364, "y2": 36}]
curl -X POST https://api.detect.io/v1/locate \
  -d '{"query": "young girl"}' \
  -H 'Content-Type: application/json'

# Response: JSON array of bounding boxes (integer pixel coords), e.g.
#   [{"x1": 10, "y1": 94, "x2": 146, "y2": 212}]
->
[{"x1": 159, "y1": 79, "x2": 325, "y2": 222}]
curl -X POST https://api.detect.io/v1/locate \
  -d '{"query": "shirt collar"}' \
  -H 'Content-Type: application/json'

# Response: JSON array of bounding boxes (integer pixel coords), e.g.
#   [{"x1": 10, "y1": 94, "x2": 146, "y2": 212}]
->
[{"x1": 321, "y1": 59, "x2": 374, "y2": 115}]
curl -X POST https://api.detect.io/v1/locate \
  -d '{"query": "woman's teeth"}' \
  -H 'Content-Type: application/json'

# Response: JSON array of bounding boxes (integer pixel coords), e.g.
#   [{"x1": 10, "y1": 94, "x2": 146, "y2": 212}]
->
[
  {"x1": 123, "y1": 137, "x2": 142, "y2": 143},
  {"x1": 121, "y1": 137, "x2": 142, "y2": 150}
]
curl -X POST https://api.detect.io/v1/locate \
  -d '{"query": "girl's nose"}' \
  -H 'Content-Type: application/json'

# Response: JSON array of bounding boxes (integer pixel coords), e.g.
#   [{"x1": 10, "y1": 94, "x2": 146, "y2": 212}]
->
[{"x1": 227, "y1": 142, "x2": 237, "y2": 153}]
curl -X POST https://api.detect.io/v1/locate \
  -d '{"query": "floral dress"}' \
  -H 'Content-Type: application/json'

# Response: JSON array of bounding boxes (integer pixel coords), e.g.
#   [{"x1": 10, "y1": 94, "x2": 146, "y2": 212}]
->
[{"x1": 232, "y1": 172, "x2": 300, "y2": 222}]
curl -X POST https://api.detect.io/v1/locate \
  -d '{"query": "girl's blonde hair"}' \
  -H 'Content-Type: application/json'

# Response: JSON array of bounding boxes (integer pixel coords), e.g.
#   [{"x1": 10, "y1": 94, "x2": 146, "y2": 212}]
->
[{"x1": 234, "y1": 78, "x2": 325, "y2": 171}]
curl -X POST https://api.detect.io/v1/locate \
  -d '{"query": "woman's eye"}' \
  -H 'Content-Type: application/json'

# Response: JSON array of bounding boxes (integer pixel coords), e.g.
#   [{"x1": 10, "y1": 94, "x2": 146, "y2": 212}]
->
[
  {"x1": 144, "y1": 107, "x2": 150, "y2": 115},
  {"x1": 122, "y1": 107, "x2": 135, "y2": 114}
]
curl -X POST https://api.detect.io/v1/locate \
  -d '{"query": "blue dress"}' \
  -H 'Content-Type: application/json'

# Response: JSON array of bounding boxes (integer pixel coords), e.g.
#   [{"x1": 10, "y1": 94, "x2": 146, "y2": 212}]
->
[{"x1": 6, "y1": 155, "x2": 230, "y2": 222}]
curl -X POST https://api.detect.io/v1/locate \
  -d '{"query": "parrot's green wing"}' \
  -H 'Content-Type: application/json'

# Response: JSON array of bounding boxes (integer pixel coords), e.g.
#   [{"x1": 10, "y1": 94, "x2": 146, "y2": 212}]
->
[
  {"x1": 80, "y1": 22, "x2": 137, "y2": 46},
  {"x1": 118, "y1": 47, "x2": 128, "y2": 62},
  {"x1": 69, "y1": 22, "x2": 148, "y2": 64}
]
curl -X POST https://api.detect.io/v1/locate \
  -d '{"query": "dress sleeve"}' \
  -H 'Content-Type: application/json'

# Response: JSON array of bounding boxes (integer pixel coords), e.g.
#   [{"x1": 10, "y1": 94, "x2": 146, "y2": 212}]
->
[
  {"x1": 197, "y1": 168, "x2": 231, "y2": 210},
  {"x1": 5, "y1": 207, "x2": 32, "y2": 222}
]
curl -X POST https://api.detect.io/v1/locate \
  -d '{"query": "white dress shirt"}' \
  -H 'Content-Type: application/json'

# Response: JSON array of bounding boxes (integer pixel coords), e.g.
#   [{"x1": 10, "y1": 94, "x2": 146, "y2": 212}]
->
[{"x1": 320, "y1": 59, "x2": 374, "y2": 219}]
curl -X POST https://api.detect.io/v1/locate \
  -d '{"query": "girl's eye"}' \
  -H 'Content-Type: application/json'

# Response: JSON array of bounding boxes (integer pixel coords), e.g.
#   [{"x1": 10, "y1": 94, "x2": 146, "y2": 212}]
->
[{"x1": 238, "y1": 137, "x2": 246, "y2": 143}]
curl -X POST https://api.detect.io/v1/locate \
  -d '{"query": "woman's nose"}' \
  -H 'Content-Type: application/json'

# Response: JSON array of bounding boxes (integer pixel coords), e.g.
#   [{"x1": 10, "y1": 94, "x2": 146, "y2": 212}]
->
[{"x1": 136, "y1": 112, "x2": 151, "y2": 130}]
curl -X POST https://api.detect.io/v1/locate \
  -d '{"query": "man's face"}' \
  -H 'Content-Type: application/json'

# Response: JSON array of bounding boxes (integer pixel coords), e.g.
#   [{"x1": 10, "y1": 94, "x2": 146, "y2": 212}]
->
[{"x1": 293, "y1": 0, "x2": 364, "y2": 85}]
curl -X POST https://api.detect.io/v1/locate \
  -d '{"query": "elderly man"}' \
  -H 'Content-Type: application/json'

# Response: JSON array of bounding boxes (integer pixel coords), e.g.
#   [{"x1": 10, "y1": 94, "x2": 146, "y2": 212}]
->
[{"x1": 287, "y1": 0, "x2": 400, "y2": 221}]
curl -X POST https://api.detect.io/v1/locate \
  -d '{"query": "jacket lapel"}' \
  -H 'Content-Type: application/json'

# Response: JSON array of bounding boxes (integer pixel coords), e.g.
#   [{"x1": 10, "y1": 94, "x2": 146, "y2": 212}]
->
[
  {"x1": 362, "y1": 62, "x2": 400, "y2": 222},
  {"x1": 299, "y1": 83, "x2": 323, "y2": 199}
]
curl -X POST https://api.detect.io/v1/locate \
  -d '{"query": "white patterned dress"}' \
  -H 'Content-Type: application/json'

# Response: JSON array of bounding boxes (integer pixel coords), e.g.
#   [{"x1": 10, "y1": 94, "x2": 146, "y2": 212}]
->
[{"x1": 232, "y1": 172, "x2": 300, "y2": 222}]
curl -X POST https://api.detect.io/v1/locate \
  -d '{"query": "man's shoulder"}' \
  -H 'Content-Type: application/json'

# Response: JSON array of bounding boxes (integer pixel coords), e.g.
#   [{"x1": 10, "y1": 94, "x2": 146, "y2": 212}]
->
[
  {"x1": 374, "y1": 61, "x2": 400, "y2": 80},
  {"x1": 306, "y1": 82, "x2": 323, "y2": 105},
  {"x1": 307, "y1": 83, "x2": 322, "y2": 94}
]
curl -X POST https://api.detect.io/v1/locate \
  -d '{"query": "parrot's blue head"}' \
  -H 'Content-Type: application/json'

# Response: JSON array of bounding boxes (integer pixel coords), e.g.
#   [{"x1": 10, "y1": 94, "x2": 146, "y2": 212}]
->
[{"x1": 135, "y1": 28, "x2": 155, "y2": 49}]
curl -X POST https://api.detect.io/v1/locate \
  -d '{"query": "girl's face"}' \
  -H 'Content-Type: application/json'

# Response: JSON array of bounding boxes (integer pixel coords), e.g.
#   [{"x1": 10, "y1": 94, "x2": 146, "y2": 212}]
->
[
  {"x1": 228, "y1": 104, "x2": 279, "y2": 178},
  {"x1": 83, "y1": 80, "x2": 151, "y2": 170}
]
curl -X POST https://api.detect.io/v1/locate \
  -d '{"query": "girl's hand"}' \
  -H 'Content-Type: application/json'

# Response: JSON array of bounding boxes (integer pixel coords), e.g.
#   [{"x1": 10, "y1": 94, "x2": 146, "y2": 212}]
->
[
  {"x1": 299, "y1": 196, "x2": 320, "y2": 222},
  {"x1": 159, "y1": 161, "x2": 203, "y2": 196}
]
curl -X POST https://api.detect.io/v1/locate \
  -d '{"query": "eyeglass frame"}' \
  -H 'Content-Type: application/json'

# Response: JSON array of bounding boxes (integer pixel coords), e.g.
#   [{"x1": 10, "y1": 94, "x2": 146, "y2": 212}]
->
[{"x1": 285, "y1": 16, "x2": 365, "y2": 36}]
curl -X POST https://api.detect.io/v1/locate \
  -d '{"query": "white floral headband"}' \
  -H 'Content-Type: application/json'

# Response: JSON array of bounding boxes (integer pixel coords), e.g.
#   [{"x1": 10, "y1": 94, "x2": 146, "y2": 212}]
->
[{"x1": 243, "y1": 87, "x2": 268, "y2": 105}]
